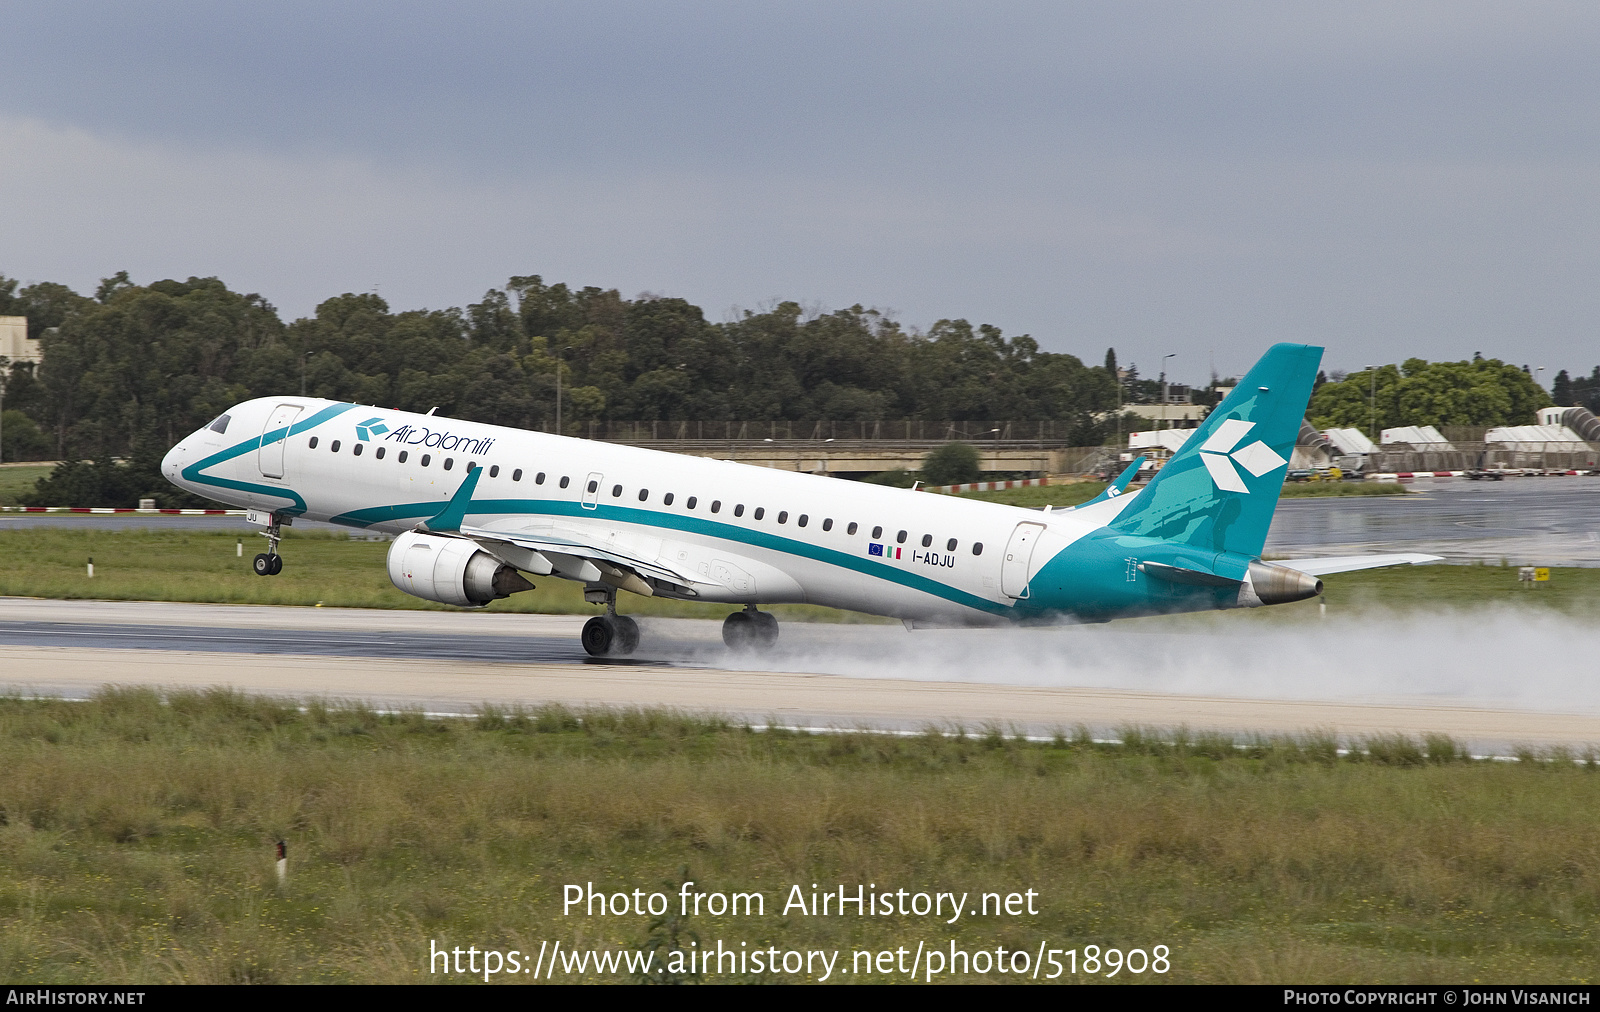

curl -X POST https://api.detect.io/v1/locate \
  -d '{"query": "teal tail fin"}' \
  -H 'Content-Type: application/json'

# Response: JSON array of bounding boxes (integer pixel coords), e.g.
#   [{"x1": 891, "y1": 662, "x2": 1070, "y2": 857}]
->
[{"x1": 1109, "y1": 343, "x2": 1323, "y2": 558}]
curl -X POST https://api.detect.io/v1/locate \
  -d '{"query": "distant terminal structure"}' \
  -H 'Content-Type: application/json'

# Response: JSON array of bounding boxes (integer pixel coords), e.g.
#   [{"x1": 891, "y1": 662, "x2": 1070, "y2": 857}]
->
[{"x1": 0, "y1": 317, "x2": 39, "y2": 364}]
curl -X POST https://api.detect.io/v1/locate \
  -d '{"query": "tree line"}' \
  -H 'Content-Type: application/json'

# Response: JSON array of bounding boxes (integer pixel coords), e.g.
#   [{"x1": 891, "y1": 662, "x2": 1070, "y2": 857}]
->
[
  {"x1": 0, "y1": 272, "x2": 1121, "y2": 466},
  {"x1": 0, "y1": 270, "x2": 1582, "y2": 505},
  {"x1": 1306, "y1": 356, "x2": 1552, "y2": 432}
]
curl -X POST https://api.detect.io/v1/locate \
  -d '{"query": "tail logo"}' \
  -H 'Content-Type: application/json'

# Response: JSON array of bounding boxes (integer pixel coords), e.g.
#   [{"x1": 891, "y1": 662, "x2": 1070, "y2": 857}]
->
[
  {"x1": 1198, "y1": 419, "x2": 1286, "y2": 493},
  {"x1": 355, "y1": 417, "x2": 389, "y2": 441}
]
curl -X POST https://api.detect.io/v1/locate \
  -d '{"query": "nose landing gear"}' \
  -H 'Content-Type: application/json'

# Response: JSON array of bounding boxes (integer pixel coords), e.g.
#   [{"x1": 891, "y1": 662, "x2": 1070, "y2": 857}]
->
[
  {"x1": 580, "y1": 583, "x2": 640, "y2": 657},
  {"x1": 250, "y1": 513, "x2": 286, "y2": 577},
  {"x1": 722, "y1": 605, "x2": 778, "y2": 651}
]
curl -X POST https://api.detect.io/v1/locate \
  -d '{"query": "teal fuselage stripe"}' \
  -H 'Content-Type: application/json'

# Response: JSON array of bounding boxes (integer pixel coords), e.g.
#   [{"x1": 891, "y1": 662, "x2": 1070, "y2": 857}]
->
[
  {"x1": 180, "y1": 403, "x2": 356, "y2": 516},
  {"x1": 333, "y1": 497, "x2": 1012, "y2": 617}
]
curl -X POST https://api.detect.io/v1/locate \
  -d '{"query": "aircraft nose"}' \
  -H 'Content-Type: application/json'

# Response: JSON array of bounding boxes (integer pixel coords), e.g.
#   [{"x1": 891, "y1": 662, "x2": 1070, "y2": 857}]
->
[{"x1": 162, "y1": 441, "x2": 186, "y2": 481}]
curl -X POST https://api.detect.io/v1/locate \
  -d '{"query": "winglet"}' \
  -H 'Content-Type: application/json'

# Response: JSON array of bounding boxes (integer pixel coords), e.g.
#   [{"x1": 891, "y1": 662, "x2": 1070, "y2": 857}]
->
[
  {"x1": 421, "y1": 466, "x2": 483, "y2": 533},
  {"x1": 1059, "y1": 456, "x2": 1147, "y2": 511}
]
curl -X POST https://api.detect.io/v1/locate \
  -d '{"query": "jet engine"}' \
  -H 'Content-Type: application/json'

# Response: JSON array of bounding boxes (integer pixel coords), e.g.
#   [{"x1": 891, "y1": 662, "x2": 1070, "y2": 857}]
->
[
  {"x1": 386, "y1": 531, "x2": 534, "y2": 607},
  {"x1": 1239, "y1": 560, "x2": 1323, "y2": 607}
]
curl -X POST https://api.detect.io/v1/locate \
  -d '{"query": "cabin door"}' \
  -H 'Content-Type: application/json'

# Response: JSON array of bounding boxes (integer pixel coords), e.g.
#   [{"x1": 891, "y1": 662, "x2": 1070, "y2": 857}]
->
[
  {"x1": 1000, "y1": 522, "x2": 1044, "y2": 599},
  {"x1": 257, "y1": 404, "x2": 302, "y2": 479}
]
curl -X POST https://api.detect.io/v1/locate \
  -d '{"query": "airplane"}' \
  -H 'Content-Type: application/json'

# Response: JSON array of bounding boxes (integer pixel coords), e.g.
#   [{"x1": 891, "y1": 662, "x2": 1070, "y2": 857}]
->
[{"x1": 161, "y1": 343, "x2": 1439, "y2": 657}]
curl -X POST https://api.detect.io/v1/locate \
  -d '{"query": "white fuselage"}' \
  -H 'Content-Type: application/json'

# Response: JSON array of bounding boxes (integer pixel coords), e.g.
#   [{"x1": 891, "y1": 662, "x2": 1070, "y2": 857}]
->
[{"x1": 162, "y1": 397, "x2": 1123, "y2": 623}]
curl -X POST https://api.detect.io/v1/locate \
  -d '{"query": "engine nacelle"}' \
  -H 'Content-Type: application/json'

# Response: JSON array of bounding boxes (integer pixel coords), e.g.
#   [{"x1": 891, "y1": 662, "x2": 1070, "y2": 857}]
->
[
  {"x1": 387, "y1": 531, "x2": 534, "y2": 607},
  {"x1": 1238, "y1": 560, "x2": 1324, "y2": 608}
]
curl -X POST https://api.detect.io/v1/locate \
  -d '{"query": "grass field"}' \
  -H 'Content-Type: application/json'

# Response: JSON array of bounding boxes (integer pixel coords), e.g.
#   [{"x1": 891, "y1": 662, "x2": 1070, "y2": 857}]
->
[
  {"x1": 2, "y1": 526, "x2": 1597, "y2": 619},
  {"x1": 0, "y1": 689, "x2": 1593, "y2": 984},
  {"x1": 0, "y1": 464, "x2": 54, "y2": 507}
]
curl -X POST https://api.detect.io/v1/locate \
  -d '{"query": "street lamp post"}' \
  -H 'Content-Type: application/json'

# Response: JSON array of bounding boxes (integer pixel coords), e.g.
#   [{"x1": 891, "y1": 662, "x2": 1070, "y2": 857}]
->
[
  {"x1": 300, "y1": 351, "x2": 315, "y2": 397},
  {"x1": 0, "y1": 355, "x2": 8, "y2": 465},
  {"x1": 554, "y1": 345, "x2": 575, "y2": 435},
  {"x1": 1366, "y1": 365, "x2": 1378, "y2": 442},
  {"x1": 1160, "y1": 353, "x2": 1176, "y2": 428}
]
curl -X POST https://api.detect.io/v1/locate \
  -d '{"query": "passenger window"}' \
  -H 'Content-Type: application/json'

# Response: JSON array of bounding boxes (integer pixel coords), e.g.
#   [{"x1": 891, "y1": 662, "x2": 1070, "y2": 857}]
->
[
  {"x1": 561, "y1": 476, "x2": 571, "y2": 488},
  {"x1": 465, "y1": 461, "x2": 475, "y2": 472},
  {"x1": 308, "y1": 437, "x2": 319, "y2": 449},
  {"x1": 973, "y1": 543, "x2": 984, "y2": 556},
  {"x1": 753, "y1": 507, "x2": 764, "y2": 520},
  {"x1": 663, "y1": 493, "x2": 674, "y2": 506},
  {"x1": 443, "y1": 458, "x2": 454, "y2": 470},
  {"x1": 612, "y1": 484, "x2": 622, "y2": 497},
  {"x1": 398, "y1": 450, "x2": 408, "y2": 463},
  {"x1": 490, "y1": 465, "x2": 499, "y2": 477},
  {"x1": 921, "y1": 534, "x2": 932, "y2": 548},
  {"x1": 847, "y1": 522, "x2": 857, "y2": 535},
  {"x1": 797, "y1": 514, "x2": 808, "y2": 527},
  {"x1": 586, "y1": 479, "x2": 597, "y2": 493},
  {"x1": 821, "y1": 518, "x2": 831, "y2": 531},
  {"x1": 710, "y1": 500, "x2": 721, "y2": 513},
  {"x1": 686, "y1": 496, "x2": 696, "y2": 509},
  {"x1": 638, "y1": 489, "x2": 649, "y2": 501},
  {"x1": 947, "y1": 538, "x2": 957, "y2": 551},
  {"x1": 331, "y1": 440, "x2": 341, "y2": 453},
  {"x1": 513, "y1": 468, "x2": 523, "y2": 481},
  {"x1": 375, "y1": 447, "x2": 385, "y2": 460},
  {"x1": 897, "y1": 530, "x2": 907, "y2": 544},
  {"x1": 421, "y1": 454, "x2": 431, "y2": 466},
  {"x1": 872, "y1": 526, "x2": 883, "y2": 539},
  {"x1": 734, "y1": 504, "x2": 744, "y2": 517},
  {"x1": 534, "y1": 472, "x2": 545, "y2": 484},
  {"x1": 353, "y1": 444, "x2": 363, "y2": 457},
  {"x1": 777, "y1": 511, "x2": 788, "y2": 524}
]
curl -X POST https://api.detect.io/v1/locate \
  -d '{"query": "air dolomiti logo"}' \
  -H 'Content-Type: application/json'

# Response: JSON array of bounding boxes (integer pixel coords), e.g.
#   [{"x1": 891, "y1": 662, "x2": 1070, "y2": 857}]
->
[
  {"x1": 1197, "y1": 419, "x2": 1286, "y2": 493},
  {"x1": 354, "y1": 417, "x2": 389, "y2": 441},
  {"x1": 381, "y1": 421, "x2": 496, "y2": 455}
]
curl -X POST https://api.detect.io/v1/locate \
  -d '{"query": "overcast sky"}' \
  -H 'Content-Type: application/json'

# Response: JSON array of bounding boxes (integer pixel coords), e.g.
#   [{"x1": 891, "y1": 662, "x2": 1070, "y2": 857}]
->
[{"x1": 2, "y1": 1, "x2": 1597, "y2": 381}]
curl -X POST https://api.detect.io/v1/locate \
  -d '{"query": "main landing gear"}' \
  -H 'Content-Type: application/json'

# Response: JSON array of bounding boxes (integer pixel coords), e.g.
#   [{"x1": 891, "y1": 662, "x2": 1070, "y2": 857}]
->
[
  {"x1": 580, "y1": 584, "x2": 640, "y2": 658},
  {"x1": 252, "y1": 514, "x2": 285, "y2": 577},
  {"x1": 722, "y1": 605, "x2": 778, "y2": 651}
]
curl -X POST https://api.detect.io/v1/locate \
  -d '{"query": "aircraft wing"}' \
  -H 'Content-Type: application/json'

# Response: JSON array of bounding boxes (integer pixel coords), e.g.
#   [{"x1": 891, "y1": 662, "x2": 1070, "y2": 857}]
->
[
  {"x1": 457, "y1": 521, "x2": 695, "y2": 588},
  {"x1": 1272, "y1": 553, "x2": 1443, "y2": 576}
]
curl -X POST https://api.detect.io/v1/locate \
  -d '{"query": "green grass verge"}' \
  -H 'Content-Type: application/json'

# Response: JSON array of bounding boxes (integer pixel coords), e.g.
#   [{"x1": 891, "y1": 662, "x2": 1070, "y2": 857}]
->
[
  {"x1": 1280, "y1": 481, "x2": 1409, "y2": 497},
  {"x1": 0, "y1": 689, "x2": 1594, "y2": 983},
  {"x1": 0, "y1": 465, "x2": 53, "y2": 507},
  {"x1": 1, "y1": 527, "x2": 1595, "y2": 619},
  {"x1": 0, "y1": 527, "x2": 886, "y2": 622}
]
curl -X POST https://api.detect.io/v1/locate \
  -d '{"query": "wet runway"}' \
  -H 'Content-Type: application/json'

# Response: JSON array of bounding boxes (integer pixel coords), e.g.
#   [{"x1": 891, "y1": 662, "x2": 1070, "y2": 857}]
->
[
  {"x1": 0, "y1": 619, "x2": 590, "y2": 664},
  {"x1": 1267, "y1": 480, "x2": 1600, "y2": 565},
  {"x1": 2, "y1": 598, "x2": 1598, "y2": 751}
]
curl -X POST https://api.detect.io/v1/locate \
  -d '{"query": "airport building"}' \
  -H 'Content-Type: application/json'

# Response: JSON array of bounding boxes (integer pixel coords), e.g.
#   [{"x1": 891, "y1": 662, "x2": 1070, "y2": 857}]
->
[{"x1": 0, "y1": 317, "x2": 39, "y2": 364}]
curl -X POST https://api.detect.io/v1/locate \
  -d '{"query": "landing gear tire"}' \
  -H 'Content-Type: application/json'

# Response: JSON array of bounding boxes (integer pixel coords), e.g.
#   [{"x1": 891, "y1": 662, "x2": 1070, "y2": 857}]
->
[
  {"x1": 581, "y1": 614, "x2": 639, "y2": 658},
  {"x1": 253, "y1": 553, "x2": 274, "y2": 576},
  {"x1": 723, "y1": 608, "x2": 778, "y2": 651},
  {"x1": 268, "y1": 554, "x2": 283, "y2": 575}
]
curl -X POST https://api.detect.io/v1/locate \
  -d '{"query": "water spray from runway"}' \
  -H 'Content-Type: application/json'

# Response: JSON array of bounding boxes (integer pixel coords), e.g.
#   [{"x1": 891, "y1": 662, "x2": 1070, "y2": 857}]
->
[{"x1": 663, "y1": 608, "x2": 1600, "y2": 714}]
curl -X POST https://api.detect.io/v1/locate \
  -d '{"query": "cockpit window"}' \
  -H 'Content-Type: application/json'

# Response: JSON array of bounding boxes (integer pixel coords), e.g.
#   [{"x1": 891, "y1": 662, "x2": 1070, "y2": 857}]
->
[{"x1": 207, "y1": 414, "x2": 231, "y2": 434}]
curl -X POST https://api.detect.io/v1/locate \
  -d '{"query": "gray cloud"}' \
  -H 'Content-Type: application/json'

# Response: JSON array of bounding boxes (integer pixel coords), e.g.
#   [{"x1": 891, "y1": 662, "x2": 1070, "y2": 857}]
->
[{"x1": 2, "y1": 2, "x2": 1597, "y2": 379}]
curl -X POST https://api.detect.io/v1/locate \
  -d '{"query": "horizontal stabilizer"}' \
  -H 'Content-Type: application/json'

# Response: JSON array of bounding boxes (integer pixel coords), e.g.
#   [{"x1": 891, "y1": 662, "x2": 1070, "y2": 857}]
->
[
  {"x1": 1273, "y1": 553, "x2": 1443, "y2": 577},
  {"x1": 1138, "y1": 561, "x2": 1240, "y2": 587}
]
